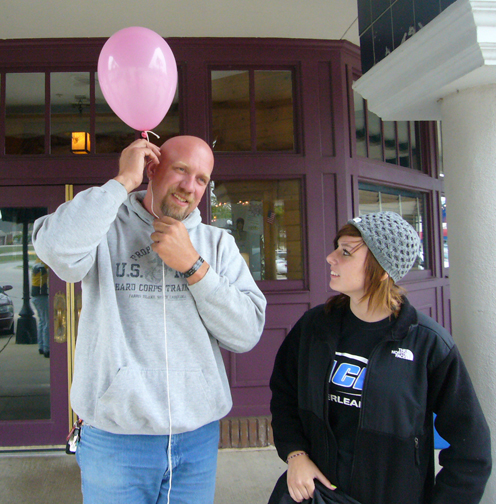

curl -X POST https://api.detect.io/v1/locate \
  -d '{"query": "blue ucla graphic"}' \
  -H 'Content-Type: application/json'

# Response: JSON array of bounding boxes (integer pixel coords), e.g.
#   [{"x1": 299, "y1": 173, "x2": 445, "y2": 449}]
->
[{"x1": 328, "y1": 352, "x2": 368, "y2": 409}]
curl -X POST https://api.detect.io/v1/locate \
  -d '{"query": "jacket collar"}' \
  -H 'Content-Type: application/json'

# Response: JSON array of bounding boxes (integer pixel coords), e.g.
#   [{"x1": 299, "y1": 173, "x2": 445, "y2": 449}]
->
[
  {"x1": 390, "y1": 297, "x2": 418, "y2": 340},
  {"x1": 316, "y1": 296, "x2": 418, "y2": 342}
]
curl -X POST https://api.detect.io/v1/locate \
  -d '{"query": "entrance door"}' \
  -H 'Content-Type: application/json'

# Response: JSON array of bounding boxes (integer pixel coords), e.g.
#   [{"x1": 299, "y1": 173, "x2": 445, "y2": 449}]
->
[{"x1": 0, "y1": 185, "x2": 69, "y2": 447}]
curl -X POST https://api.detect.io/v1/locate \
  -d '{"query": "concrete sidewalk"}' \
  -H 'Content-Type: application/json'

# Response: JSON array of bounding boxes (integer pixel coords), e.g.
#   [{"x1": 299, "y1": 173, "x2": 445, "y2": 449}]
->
[{"x1": 0, "y1": 446, "x2": 286, "y2": 504}]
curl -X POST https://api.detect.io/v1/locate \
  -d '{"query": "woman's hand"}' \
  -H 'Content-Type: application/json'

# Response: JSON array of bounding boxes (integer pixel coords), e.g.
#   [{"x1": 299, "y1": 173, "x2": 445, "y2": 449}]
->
[{"x1": 287, "y1": 452, "x2": 335, "y2": 502}]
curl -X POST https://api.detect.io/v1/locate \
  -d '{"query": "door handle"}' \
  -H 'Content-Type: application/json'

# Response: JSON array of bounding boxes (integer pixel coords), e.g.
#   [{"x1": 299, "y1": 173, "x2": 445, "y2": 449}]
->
[{"x1": 53, "y1": 291, "x2": 67, "y2": 343}]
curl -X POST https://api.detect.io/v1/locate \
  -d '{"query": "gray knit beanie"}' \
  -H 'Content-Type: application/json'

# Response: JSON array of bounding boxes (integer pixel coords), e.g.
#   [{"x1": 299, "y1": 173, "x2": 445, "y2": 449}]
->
[{"x1": 348, "y1": 211, "x2": 421, "y2": 283}]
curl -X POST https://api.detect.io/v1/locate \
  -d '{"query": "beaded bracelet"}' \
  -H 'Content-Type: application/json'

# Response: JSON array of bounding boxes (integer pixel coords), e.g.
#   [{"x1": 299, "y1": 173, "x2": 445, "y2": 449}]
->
[{"x1": 287, "y1": 451, "x2": 307, "y2": 462}]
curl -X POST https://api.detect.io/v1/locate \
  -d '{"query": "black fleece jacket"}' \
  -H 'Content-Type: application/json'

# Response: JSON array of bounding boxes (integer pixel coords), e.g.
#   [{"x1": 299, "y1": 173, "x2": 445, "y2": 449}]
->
[{"x1": 269, "y1": 298, "x2": 492, "y2": 504}]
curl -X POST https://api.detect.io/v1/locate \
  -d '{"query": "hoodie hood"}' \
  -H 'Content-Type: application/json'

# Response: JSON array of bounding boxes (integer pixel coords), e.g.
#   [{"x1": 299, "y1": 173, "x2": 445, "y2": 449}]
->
[{"x1": 125, "y1": 190, "x2": 202, "y2": 230}]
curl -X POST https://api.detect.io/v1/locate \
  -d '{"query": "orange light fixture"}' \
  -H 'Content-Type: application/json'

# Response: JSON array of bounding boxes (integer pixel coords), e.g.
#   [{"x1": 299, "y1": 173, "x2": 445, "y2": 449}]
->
[{"x1": 71, "y1": 132, "x2": 91, "y2": 154}]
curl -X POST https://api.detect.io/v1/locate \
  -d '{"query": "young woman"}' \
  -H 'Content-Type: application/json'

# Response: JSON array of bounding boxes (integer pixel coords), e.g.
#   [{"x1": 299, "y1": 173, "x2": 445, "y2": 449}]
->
[{"x1": 269, "y1": 212, "x2": 491, "y2": 504}]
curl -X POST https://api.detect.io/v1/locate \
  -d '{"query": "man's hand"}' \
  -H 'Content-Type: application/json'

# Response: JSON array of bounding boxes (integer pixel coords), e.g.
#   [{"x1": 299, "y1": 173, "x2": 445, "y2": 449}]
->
[
  {"x1": 287, "y1": 453, "x2": 335, "y2": 502},
  {"x1": 114, "y1": 139, "x2": 162, "y2": 193},
  {"x1": 151, "y1": 216, "x2": 208, "y2": 283}
]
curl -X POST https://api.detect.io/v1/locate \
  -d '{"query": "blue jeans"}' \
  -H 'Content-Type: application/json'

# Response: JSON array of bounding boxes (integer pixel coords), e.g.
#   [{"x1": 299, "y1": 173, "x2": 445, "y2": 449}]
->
[
  {"x1": 32, "y1": 295, "x2": 49, "y2": 353},
  {"x1": 76, "y1": 421, "x2": 219, "y2": 504}
]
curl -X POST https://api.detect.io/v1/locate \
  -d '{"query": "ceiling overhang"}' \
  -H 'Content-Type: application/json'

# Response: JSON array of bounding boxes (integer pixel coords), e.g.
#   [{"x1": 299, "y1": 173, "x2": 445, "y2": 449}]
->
[{"x1": 353, "y1": 0, "x2": 496, "y2": 120}]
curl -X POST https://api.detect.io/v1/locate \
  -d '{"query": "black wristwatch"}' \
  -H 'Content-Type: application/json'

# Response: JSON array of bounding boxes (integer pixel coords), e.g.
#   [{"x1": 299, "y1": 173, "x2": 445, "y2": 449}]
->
[{"x1": 183, "y1": 256, "x2": 205, "y2": 278}]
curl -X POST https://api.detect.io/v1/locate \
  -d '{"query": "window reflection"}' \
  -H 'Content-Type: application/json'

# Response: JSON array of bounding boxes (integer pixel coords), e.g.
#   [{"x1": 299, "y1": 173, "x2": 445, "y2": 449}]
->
[
  {"x1": 368, "y1": 111, "x2": 382, "y2": 161},
  {"x1": 51, "y1": 73, "x2": 90, "y2": 155},
  {"x1": 410, "y1": 121, "x2": 421, "y2": 171},
  {"x1": 383, "y1": 121, "x2": 396, "y2": 165},
  {"x1": 210, "y1": 179, "x2": 303, "y2": 280},
  {"x1": 254, "y1": 71, "x2": 294, "y2": 151},
  {"x1": 354, "y1": 91, "x2": 367, "y2": 157},
  {"x1": 359, "y1": 184, "x2": 428, "y2": 271},
  {"x1": 397, "y1": 122, "x2": 410, "y2": 168},
  {"x1": 441, "y1": 195, "x2": 448, "y2": 268},
  {"x1": 211, "y1": 69, "x2": 295, "y2": 152},
  {"x1": 352, "y1": 89, "x2": 427, "y2": 172},
  {"x1": 0, "y1": 207, "x2": 50, "y2": 420},
  {"x1": 211, "y1": 70, "x2": 251, "y2": 151},
  {"x1": 6, "y1": 73, "x2": 45, "y2": 155}
]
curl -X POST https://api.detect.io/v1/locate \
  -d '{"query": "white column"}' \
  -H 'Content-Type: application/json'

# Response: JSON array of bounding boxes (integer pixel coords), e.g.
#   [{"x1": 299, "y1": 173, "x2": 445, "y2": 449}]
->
[{"x1": 441, "y1": 84, "x2": 496, "y2": 504}]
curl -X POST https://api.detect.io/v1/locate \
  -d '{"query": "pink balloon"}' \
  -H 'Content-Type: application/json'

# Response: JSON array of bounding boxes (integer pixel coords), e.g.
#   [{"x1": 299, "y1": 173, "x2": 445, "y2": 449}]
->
[{"x1": 98, "y1": 27, "x2": 178, "y2": 132}]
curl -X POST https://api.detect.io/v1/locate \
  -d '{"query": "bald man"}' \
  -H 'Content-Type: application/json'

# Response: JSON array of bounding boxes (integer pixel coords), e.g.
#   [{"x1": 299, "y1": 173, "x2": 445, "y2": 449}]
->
[{"x1": 33, "y1": 136, "x2": 266, "y2": 504}]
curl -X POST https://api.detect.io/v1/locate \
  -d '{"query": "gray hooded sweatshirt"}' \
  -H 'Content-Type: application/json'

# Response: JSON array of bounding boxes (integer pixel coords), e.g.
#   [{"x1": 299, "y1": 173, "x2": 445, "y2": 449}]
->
[{"x1": 33, "y1": 180, "x2": 266, "y2": 435}]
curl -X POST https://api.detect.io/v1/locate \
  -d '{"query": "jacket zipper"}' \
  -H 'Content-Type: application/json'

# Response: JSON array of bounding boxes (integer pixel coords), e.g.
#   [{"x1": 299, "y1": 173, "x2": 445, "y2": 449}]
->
[
  {"x1": 348, "y1": 333, "x2": 396, "y2": 490},
  {"x1": 323, "y1": 356, "x2": 337, "y2": 475},
  {"x1": 414, "y1": 437, "x2": 420, "y2": 466}
]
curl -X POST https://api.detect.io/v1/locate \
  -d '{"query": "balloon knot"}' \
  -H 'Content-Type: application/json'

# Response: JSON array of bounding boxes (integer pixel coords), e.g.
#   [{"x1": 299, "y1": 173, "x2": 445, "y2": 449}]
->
[{"x1": 141, "y1": 130, "x2": 160, "y2": 142}]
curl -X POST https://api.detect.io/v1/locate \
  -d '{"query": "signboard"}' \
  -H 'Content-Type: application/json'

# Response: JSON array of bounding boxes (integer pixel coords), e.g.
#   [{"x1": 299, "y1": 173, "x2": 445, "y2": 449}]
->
[{"x1": 358, "y1": 0, "x2": 458, "y2": 73}]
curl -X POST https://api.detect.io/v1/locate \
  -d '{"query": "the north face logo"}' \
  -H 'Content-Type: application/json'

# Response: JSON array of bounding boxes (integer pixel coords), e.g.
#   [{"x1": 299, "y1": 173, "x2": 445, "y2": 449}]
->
[{"x1": 391, "y1": 348, "x2": 414, "y2": 361}]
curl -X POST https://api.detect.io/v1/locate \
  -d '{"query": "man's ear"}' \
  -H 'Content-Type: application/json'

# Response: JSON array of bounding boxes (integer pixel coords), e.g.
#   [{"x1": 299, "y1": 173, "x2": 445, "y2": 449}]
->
[
  {"x1": 380, "y1": 272, "x2": 389, "y2": 282},
  {"x1": 146, "y1": 161, "x2": 156, "y2": 180}
]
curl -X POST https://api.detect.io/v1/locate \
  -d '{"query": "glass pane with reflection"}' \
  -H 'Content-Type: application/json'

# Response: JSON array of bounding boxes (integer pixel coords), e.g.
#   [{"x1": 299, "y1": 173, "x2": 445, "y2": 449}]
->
[
  {"x1": 6, "y1": 73, "x2": 45, "y2": 155},
  {"x1": 95, "y1": 73, "x2": 135, "y2": 153},
  {"x1": 51, "y1": 72, "x2": 91, "y2": 155},
  {"x1": 254, "y1": 70, "x2": 294, "y2": 151},
  {"x1": 441, "y1": 195, "x2": 448, "y2": 268},
  {"x1": 354, "y1": 91, "x2": 367, "y2": 157},
  {"x1": 211, "y1": 70, "x2": 251, "y2": 151},
  {"x1": 410, "y1": 121, "x2": 421, "y2": 171},
  {"x1": 0, "y1": 207, "x2": 50, "y2": 420},
  {"x1": 210, "y1": 179, "x2": 303, "y2": 280},
  {"x1": 380, "y1": 192, "x2": 401, "y2": 214},
  {"x1": 383, "y1": 121, "x2": 397, "y2": 165},
  {"x1": 397, "y1": 121, "x2": 410, "y2": 167},
  {"x1": 368, "y1": 111, "x2": 383, "y2": 161}
]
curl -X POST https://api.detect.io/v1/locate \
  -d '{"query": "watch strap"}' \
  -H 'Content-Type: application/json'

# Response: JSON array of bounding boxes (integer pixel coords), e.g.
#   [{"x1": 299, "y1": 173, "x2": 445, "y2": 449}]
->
[{"x1": 183, "y1": 256, "x2": 204, "y2": 278}]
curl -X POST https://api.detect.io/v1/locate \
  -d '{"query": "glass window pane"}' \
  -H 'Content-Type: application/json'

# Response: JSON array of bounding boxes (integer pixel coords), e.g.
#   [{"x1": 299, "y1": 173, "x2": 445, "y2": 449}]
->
[
  {"x1": 210, "y1": 179, "x2": 303, "y2": 281},
  {"x1": 51, "y1": 73, "x2": 90, "y2": 155},
  {"x1": 0, "y1": 207, "x2": 50, "y2": 420},
  {"x1": 383, "y1": 121, "x2": 397, "y2": 165},
  {"x1": 397, "y1": 121, "x2": 410, "y2": 167},
  {"x1": 254, "y1": 70, "x2": 294, "y2": 151},
  {"x1": 6, "y1": 73, "x2": 45, "y2": 155},
  {"x1": 380, "y1": 192, "x2": 401, "y2": 213},
  {"x1": 410, "y1": 121, "x2": 421, "y2": 171},
  {"x1": 437, "y1": 122, "x2": 444, "y2": 178},
  {"x1": 368, "y1": 110, "x2": 383, "y2": 161},
  {"x1": 358, "y1": 184, "x2": 428, "y2": 271},
  {"x1": 441, "y1": 195, "x2": 448, "y2": 268},
  {"x1": 358, "y1": 187, "x2": 381, "y2": 214},
  {"x1": 95, "y1": 73, "x2": 135, "y2": 153},
  {"x1": 211, "y1": 70, "x2": 251, "y2": 151},
  {"x1": 353, "y1": 91, "x2": 367, "y2": 157}
]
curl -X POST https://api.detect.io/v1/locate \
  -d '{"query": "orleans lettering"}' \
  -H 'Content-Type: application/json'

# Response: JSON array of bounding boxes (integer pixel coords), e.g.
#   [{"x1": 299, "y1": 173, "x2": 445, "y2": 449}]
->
[{"x1": 329, "y1": 394, "x2": 361, "y2": 408}]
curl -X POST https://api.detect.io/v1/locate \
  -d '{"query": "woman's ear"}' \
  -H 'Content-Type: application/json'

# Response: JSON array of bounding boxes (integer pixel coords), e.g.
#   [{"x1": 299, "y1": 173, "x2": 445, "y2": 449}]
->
[{"x1": 380, "y1": 272, "x2": 389, "y2": 282}]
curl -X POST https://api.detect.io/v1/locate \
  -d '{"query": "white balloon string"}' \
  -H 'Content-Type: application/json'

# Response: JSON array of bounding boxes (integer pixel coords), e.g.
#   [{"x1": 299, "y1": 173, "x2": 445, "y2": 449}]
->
[
  {"x1": 142, "y1": 130, "x2": 160, "y2": 140},
  {"x1": 150, "y1": 182, "x2": 173, "y2": 503}
]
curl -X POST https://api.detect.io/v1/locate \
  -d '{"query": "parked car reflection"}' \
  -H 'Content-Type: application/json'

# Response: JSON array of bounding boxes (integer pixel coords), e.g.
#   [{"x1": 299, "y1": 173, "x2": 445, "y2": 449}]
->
[{"x1": 0, "y1": 284, "x2": 14, "y2": 335}]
